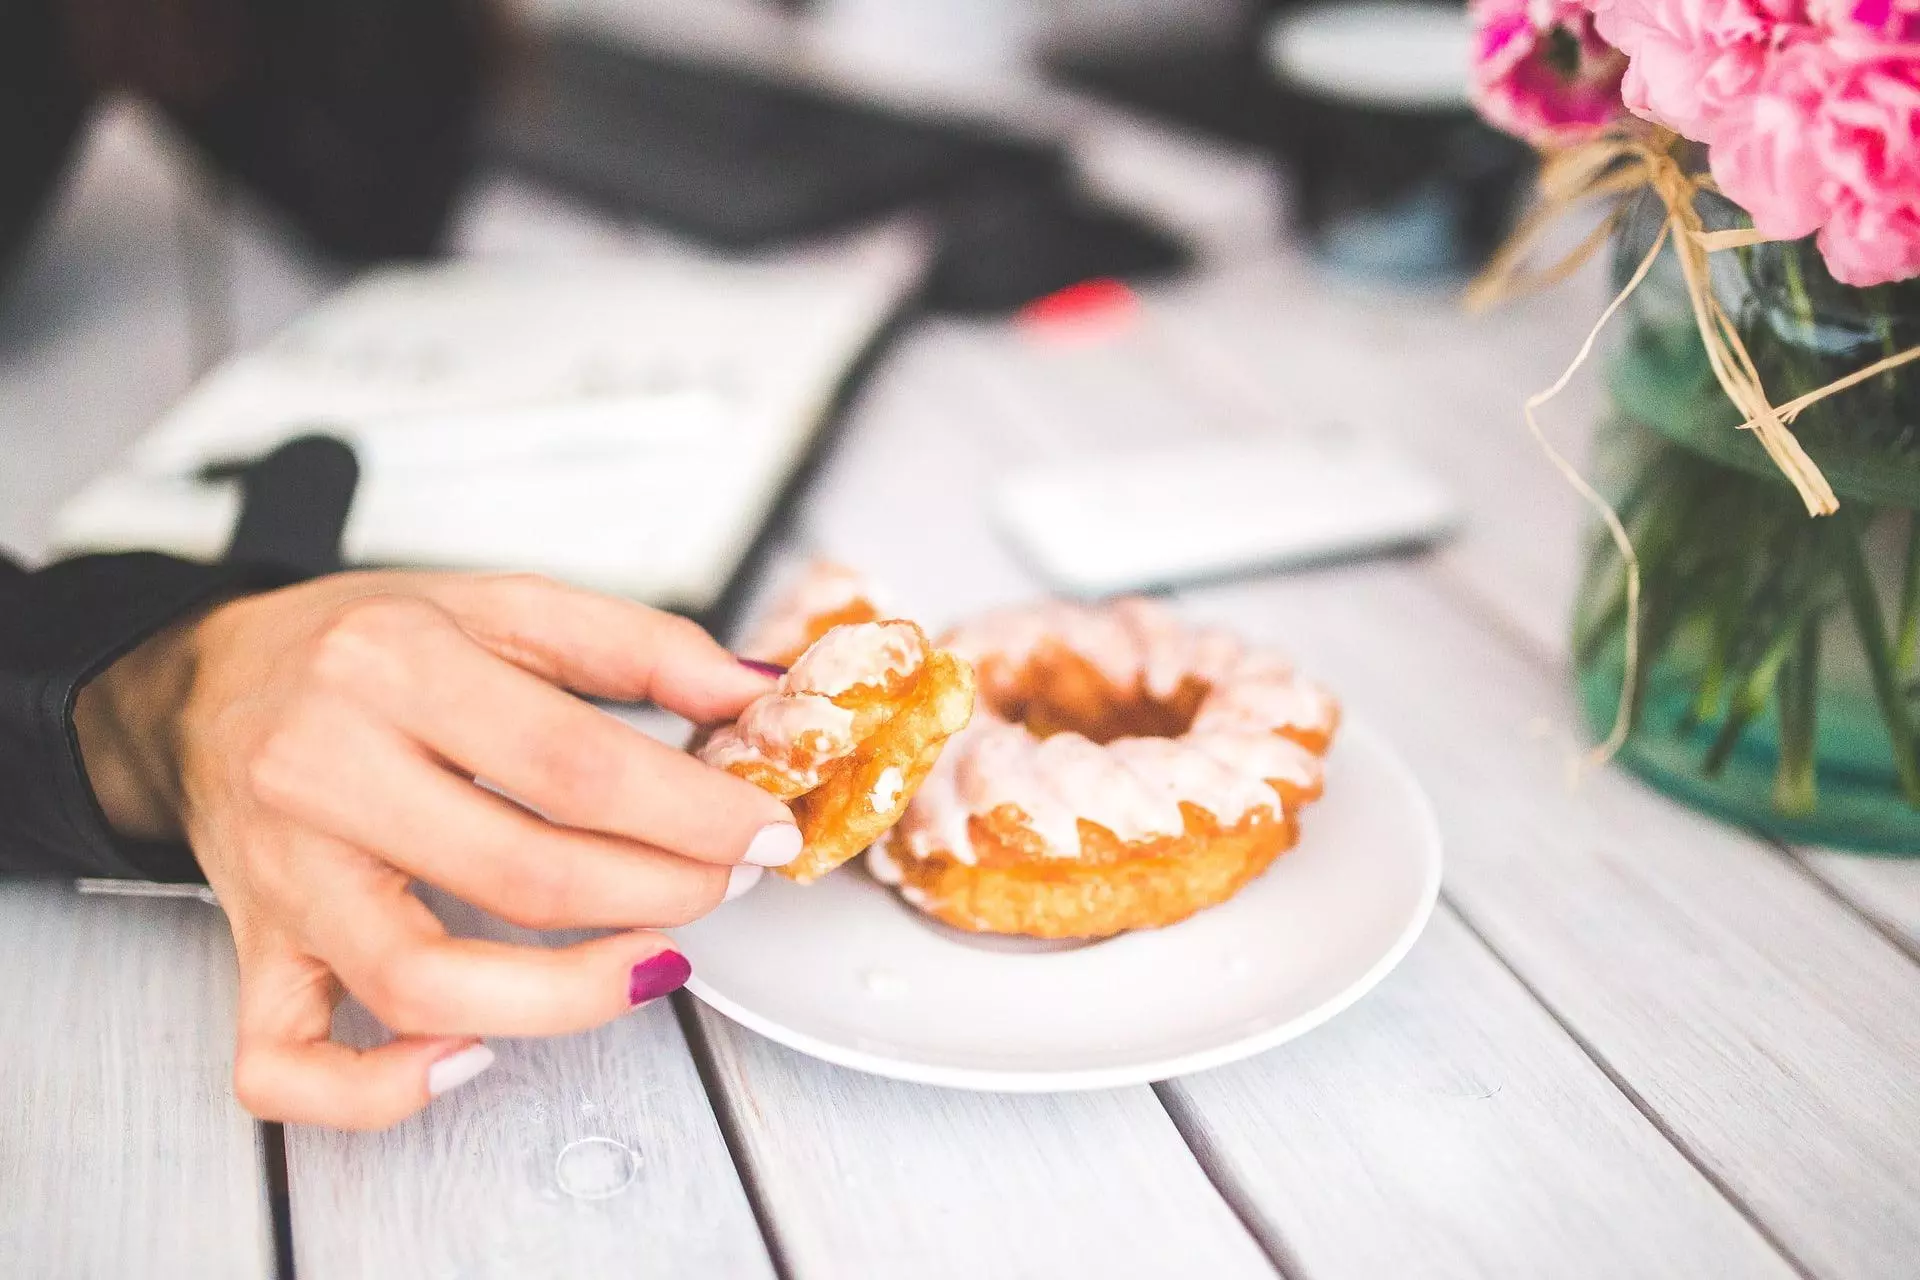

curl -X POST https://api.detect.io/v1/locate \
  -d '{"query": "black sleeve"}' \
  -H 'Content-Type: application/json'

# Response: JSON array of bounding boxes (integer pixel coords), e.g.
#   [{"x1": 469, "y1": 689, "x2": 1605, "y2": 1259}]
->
[{"x1": 0, "y1": 551, "x2": 300, "y2": 882}]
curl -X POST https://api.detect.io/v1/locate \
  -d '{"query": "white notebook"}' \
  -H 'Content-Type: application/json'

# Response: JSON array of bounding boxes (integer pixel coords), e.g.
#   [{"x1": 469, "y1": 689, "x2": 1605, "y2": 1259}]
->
[{"x1": 53, "y1": 228, "x2": 928, "y2": 612}]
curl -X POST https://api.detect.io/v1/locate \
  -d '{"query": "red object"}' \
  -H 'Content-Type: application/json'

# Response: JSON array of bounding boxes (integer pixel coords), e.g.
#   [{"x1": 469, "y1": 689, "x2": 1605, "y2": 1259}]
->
[{"x1": 1016, "y1": 278, "x2": 1142, "y2": 335}]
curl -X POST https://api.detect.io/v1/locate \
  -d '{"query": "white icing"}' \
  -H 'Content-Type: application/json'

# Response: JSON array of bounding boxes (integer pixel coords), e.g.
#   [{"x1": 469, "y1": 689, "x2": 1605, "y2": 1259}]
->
[
  {"x1": 1034, "y1": 732, "x2": 1185, "y2": 846},
  {"x1": 1190, "y1": 732, "x2": 1324, "y2": 790},
  {"x1": 698, "y1": 726, "x2": 759, "y2": 774},
  {"x1": 1106, "y1": 737, "x2": 1280, "y2": 823},
  {"x1": 785, "y1": 621, "x2": 924, "y2": 698},
  {"x1": 866, "y1": 843, "x2": 906, "y2": 884},
  {"x1": 698, "y1": 691, "x2": 857, "y2": 788},
  {"x1": 1114, "y1": 597, "x2": 1202, "y2": 699},
  {"x1": 895, "y1": 599, "x2": 1335, "y2": 864},
  {"x1": 899, "y1": 723, "x2": 979, "y2": 864},
  {"x1": 700, "y1": 618, "x2": 923, "y2": 787},
  {"x1": 1193, "y1": 672, "x2": 1338, "y2": 739},
  {"x1": 869, "y1": 766, "x2": 905, "y2": 812}
]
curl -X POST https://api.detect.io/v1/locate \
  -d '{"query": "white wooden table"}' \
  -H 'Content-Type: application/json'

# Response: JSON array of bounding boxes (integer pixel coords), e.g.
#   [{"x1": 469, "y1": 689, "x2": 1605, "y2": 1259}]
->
[{"x1": 5, "y1": 97, "x2": 1920, "y2": 1280}]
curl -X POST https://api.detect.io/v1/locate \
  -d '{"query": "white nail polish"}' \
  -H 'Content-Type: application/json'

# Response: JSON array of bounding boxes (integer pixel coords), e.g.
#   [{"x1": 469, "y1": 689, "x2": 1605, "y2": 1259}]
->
[
  {"x1": 723, "y1": 863, "x2": 765, "y2": 902},
  {"x1": 743, "y1": 823, "x2": 804, "y2": 867},
  {"x1": 427, "y1": 1044, "x2": 496, "y2": 1098}
]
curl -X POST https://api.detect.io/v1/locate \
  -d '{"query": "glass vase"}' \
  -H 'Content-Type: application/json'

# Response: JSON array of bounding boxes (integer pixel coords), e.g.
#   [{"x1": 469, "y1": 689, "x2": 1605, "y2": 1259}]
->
[{"x1": 1576, "y1": 191, "x2": 1920, "y2": 853}]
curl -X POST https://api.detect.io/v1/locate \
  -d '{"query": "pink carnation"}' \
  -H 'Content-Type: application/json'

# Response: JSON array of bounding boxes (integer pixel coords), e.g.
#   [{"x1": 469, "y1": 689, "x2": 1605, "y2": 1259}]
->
[
  {"x1": 1820, "y1": 196, "x2": 1920, "y2": 283},
  {"x1": 1712, "y1": 43, "x2": 1920, "y2": 283},
  {"x1": 1471, "y1": 0, "x2": 1920, "y2": 284},
  {"x1": 1471, "y1": 0, "x2": 1629, "y2": 144},
  {"x1": 1811, "y1": 52, "x2": 1920, "y2": 283},
  {"x1": 1806, "y1": 0, "x2": 1920, "y2": 41},
  {"x1": 1592, "y1": 0, "x2": 1806, "y2": 140},
  {"x1": 1707, "y1": 40, "x2": 1843, "y2": 240}
]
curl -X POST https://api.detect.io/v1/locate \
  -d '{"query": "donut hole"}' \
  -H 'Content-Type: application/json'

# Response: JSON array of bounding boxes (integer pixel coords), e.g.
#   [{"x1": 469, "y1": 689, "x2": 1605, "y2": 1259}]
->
[{"x1": 989, "y1": 647, "x2": 1208, "y2": 745}]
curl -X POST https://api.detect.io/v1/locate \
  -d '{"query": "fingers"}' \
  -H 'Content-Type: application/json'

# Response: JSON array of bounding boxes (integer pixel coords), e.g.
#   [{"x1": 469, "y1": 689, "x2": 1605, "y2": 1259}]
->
[
  {"x1": 262, "y1": 713, "x2": 750, "y2": 929},
  {"x1": 299, "y1": 859, "x2": 694, "y2": 1038},
  {"x1": 231, "y1": 941, "x2": 492, "y2": 1130},
  {"x1": 427, "y1": 574, "x2": 775, "y2": 722},
  {"x1": 322, "y1": 598, "x2": 795, "y2": 866}
]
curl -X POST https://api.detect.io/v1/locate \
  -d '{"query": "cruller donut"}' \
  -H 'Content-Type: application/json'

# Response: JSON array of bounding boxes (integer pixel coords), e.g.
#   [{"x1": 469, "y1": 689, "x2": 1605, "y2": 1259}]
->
[
  {"x1": 698, "y1": 569, "x2": 975, "y2": 884},
  {"x1": 872, "y1": 597, "x2": 1339, "y2": 938}
]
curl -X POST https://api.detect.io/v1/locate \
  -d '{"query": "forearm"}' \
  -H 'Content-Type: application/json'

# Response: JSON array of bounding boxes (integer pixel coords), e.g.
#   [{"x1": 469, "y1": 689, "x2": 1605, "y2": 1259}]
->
[{"x1": 0, "y1": 552, "x2": 299, "y2": 879}]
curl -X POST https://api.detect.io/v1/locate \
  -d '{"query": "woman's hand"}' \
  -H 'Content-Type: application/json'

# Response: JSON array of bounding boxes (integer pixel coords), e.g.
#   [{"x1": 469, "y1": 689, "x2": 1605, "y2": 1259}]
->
[{"x1": 75, "y1": 571, "x2": 797, "y2": 1130}]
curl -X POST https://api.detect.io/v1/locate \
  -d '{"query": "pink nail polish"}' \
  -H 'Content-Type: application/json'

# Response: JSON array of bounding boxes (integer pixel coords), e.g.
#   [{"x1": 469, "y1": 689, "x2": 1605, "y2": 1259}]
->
[
  {"x1": 739, "y1": 658, "x2": 787, "y2": 678},
  {"x1": 629, "y1": 950, "x2": 692, "y2": 1005}
]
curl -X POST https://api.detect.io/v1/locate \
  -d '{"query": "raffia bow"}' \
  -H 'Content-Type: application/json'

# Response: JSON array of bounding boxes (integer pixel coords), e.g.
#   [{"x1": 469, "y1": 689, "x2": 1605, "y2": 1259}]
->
[{"x1": 1467, "y1": 122, "x2": 1920, "y2": 764}]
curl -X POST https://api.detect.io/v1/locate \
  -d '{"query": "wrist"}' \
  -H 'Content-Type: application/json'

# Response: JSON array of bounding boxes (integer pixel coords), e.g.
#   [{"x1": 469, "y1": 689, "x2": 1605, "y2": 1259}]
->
[{"x1": 73, "y1": 607, "x2": 212, "y2": 842}]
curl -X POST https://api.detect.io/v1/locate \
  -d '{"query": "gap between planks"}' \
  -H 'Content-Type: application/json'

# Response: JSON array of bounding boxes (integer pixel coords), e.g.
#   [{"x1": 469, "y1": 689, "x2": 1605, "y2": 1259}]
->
[
  {"x1": 1435, "y1": 895, "x2": 1818, "y2": 1280},
  {"x1": 1148, "y1": 1082, "x2": 1306, "y2": 1280},
  {"x1": 672, "y1": 993, "x2": 797, "y2": 1280}
]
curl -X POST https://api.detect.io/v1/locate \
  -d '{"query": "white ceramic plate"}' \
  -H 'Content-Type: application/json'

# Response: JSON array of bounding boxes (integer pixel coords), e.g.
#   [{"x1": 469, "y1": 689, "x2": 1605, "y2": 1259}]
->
[{"x1": 673, "y1": 719, "x2": 1442, "y2": 1092}]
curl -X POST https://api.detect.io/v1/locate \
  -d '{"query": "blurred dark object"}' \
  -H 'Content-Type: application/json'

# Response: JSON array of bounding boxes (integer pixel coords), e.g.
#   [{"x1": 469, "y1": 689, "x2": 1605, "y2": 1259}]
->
[
  {"x1": 925, "y1": 175, "x2": 1188, "y2": 314},
  {"x1": 0, "y1": 0, "x2": 97, "y2": 279},
  {"x1": 1045, "y1": 11, "x2": 1275, "y2": 147},
  {"x1": 488, "y1": 30, "x2": 1053, "y2": 246},
  {"x1": 1, "y1": 0, "x2": 503, "y2": 277},
  {"x1": 206, "y1": 434, "x2": 360, "y2": 576},
  {"x1": 1046, "y1": 2, "x2": 1533, "y2": 280},
  {"x1": 487, "y1": 27, "x2": 1190, "y2": 313}
]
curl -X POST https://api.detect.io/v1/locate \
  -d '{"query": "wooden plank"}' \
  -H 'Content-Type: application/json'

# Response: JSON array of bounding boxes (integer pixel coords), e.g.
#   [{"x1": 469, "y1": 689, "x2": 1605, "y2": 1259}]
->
[
  {"x1": 1160, "y1": 909, "x2": 1793, "y2": 1280},
  {"x1": 1798, "y1": 853, "x2": 1920, "y2": 956},
  {"x1": 691, "y1": 1006, "x2": 1279, "y2": 1280},
  {"x1": 1175, "y1": 563, "x2": 1920, "y2": 1279},
  {"x1": 0, "y1": 883, "x2": 273, "y2": 1278},
  {"x1": 0, "y1": 105, "x2": 275, "y2": 1276},
  {"x1": 284, "y1": 894, "x2": 776, "y2": 1280}
]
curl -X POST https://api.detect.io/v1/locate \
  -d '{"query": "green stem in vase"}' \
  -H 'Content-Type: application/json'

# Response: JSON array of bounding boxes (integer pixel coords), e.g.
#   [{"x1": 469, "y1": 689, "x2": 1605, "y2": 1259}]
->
[
  {"x1": 1781, "y1": 243, "x2": 1819, "y2": 337},
  {"x1": 1688, "y1": 560, "x2": 1754, "y2": 729},
  {"x1": 1703, "y1": 607, "x2": 1805, "y2": 777},
  {"x1": 1773, "y1": 615, "x2": 1821, "y2": 816},
  {"x1": 1897, "y1": 514, "x2": 1920, "y2": 676},
  {"x1": 1837, "y1": 514, "x2": 1920, "y2": 807}
]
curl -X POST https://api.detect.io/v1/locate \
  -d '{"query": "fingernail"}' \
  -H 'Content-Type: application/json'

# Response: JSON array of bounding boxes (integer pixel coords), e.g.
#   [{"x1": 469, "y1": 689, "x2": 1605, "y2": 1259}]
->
[
  {"x1": 743, "y1": 822, "x2": 804, "y2": 867},
  {"x1": 724, "y1": 863, "x2": 765, "y2": 902},
  {"x1": 629, "y1": 950, "x2": 692, "y2": 1005},
  {"x1": 739, "y1": 658, "x2": 787, "y2": 678},
  {"x1": 427, "y1": 1043, "x2": 496, "y2": 1097}
]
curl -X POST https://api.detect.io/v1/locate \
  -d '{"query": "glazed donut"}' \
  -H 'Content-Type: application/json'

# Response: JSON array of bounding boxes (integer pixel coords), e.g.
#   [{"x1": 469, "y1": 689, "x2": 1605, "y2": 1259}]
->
[
  {"x1": 873, "y1": 598, "x2": 1338, "y2": 938},
  {"x1": 699, "y1": 616, "x2": 976, "y2": 884}
]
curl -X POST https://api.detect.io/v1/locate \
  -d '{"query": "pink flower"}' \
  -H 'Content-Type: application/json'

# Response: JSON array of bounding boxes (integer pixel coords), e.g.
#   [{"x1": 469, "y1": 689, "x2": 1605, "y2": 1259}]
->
[
  {"x1": 1819, "y1": 195, "x2": 1920, "y2": 284},
  {"x1": 1810, "y1": 52, "x2": 1920, "y2": 283},
  {"x1": 1707, "y1": 41, "x2": 1844, "y2": 240},
  {"x1": 1469, "y1": 0, "x2": 1920, "y2": 284},
  {"x1": 1594, "y1": 0, "x2": 1806, "y2": 139},
  {"x1": 1471, "y1": 0, "x2": 1629, "y2": 143},
  {"x1": 1814, "y1": 52, "x2": 1920, "y2": 195},
  {"x1": 1807, "y1": 0, "x2": 1920, "y2": 41},
  {"x1": 1711, "y1": 44, "x2": 1920, "y2": 283}
]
